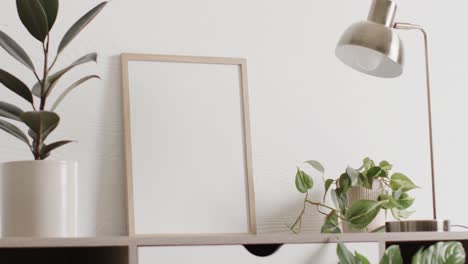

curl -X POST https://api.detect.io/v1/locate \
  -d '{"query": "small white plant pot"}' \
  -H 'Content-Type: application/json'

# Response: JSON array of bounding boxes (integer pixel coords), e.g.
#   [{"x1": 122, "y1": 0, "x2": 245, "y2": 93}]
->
[
  {"x1": 342, "y1": 181, "x2": 386, "y2": 233},
  {"x1": 1, "y1": 160, "x2": 80, "y2": 237}
]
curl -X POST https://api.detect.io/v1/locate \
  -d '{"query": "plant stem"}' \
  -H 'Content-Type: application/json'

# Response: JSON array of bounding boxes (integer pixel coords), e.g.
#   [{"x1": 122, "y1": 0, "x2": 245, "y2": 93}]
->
[
  {"x1": 306, "y1": 200, "x2": 346, "y2": 220},
  {"x1": 291, "y1": 192, "x2": 309, "y2": 233},
  {"x1": 39, "y1": 36, "x2": 50, "y2": 111}
]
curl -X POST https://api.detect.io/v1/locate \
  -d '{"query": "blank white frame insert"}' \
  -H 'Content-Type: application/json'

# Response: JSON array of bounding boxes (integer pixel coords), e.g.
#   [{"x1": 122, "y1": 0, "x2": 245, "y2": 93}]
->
[{"x1": 121, "y1": 53, "x2": 256, "y2": 236}]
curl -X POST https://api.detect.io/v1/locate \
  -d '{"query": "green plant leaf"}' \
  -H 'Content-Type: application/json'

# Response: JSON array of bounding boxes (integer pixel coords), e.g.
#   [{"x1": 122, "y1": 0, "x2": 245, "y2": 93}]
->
[
  {"x1": 390, "y1": 173, "x2": 418, "y2": 192},
  {"x1": 0, "y1": 69, "x2": 33, "y2": 104},
  {"x1": 40, "y1": 140, "x2": 73, "y2": 157},
  {"x1": 346, "y1": 166, "x2": 360, "y2": 186},
  {"x1": 28, "y1": 120, "x2": 58, "y2": 142},
  {"x1": 391, "y1": 208, "x2": 414, "y2": 220},
  {"x1": 395, "y1": 192, "x2": 415, "y2": 210},
  {"x1": 345, "y1": 200, "x2": 384, "y2": 230},
  {"x1": 0, "y1": 119, "x2": 29, "y2": 145},
  {"x1": 20, "y1": 111, "x2": 59, "y2": 139},
  {"x1": 359, "y1": 173, "x2": 371, "y2": 189},
  {"x1": 339, "y1": 173, "x2": 352, "y2": 194},
  {"x1": 337, "y1": 242, "x2": 358, "y2": 264},
  {"x1": 304, "y1": 160, "x2": 324, "y2": 174},
  {"x1": 363, "y1": 157, "x2": 375, "y2": 171},
  {"x1": 321, "y1": 210, "x2": 341, "y2": 234},
  {"x1": 0, "y1": 31, "x2": 35, "y2": 71},
  {"x1": 324, "y1": 179, "x2": 334, "y2": 201},
  {"x1": 379, "y1": 160, "x2": 393, "y2": 171},
  {"x1": 16, "y1": 0, "x2": 49, "y2": 42},
  {"x1": 380, "y1": 245, "x2": 403, "y2": 264},
  {"x1": 411, "y1": 248, "x2": 424, "y2": 264},
  {"x1": 57, "y1": 2, "x2": 108, "y2": 54},
  {"x1": 333, "y1": 188, "x2": 349, "y2": 215},
  {"x1": 32, "y1": 53, "x2": 98, "y2": 97},
  {"x1": 411, "y1": 242, "x2": 466, "y2": 264},
  {"x1": 378, "y1": 194, "x2": 400, "y2": 210},
  {"x1": 295, "y1": 168, "x2": 313, "y2": 193},
  {"x1": 51, "y1": 75, "x2": 100, "y2": 111},
  {"x1": 367, "y1": 166, "x2": 383, "y2": 179},
  {"x1": 0, "y1": 102, "x2": 24, "y2": 121},
  {"x1": 355, "y1": 252, "x2": 370, "y2": 264},
  {"x1": 38, "y1": 0, "x2": 59, "y2": 31}
]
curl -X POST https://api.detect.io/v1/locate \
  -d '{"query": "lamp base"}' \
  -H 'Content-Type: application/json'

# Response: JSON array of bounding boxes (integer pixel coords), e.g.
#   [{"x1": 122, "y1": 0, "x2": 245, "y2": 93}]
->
[{"x1": 385, "y1": 220, "x2": 450, "y2": 232}]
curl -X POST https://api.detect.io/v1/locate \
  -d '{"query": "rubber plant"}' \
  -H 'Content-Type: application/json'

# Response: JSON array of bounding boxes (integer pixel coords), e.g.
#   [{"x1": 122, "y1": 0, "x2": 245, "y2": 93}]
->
[
  {"x1": 337, "y1": 241, "x2": 466, "y2": 264},
  {"x1": 291, "y1": 157, "x2": 418, "y2": 233},
  {"x1": 0, "y1": 0, "x2": 107, "y2": 160}
]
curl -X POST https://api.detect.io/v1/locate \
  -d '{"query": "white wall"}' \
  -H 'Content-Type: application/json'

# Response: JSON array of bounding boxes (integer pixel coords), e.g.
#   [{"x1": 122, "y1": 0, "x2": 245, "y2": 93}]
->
[{"x1": 0, "y1": 0, "x2": 466, "y2": 235}]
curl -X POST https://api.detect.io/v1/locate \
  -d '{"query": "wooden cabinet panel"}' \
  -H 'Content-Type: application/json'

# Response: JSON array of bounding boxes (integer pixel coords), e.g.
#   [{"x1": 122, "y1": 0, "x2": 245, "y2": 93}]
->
[{"x1": 138, "y1": 243, "x2": 379, "y2": 264}]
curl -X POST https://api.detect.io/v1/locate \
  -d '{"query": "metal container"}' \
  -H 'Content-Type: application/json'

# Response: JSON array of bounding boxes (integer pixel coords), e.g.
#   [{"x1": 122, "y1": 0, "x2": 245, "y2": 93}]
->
[{"x1": 385, "y1": 220, "x2": 450, "y2": 232}]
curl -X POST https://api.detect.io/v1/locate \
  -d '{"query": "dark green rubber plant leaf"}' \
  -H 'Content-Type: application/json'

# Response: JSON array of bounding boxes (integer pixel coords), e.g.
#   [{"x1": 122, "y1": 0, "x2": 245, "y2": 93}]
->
[
  {"x1": 32, "y1": 53, "x2": 98, "y2": 97},
  {"x1": 28, "y1": 119, "x2": 58, "y2": 142},
  {"x1": 16, "y1": 0, "x2": 49, "y2": 42},
  {"x1": 380, "y1": 245, "x2": 403, "y2": 264},
  {"x1": 40, "y1": 140, "x2": 73, "y2": 157},
  {"x1": 0, "y1": 119, "x2": 29, "y2": 145},
  {"x1": 57, "y1": 2, "x2": 107, "y2": 54},
  {"x1": 0, "y1": 69, "x2": 33, "y2": 104},
  {"x1": 0, "y1": 102, "x2": 24, "y2": 121},
  {"x1": 51, "y1": 75, "x2": 100, "y2": 111},
  {"x1": 38, "y1": 0, "x2": 59, "y2": 31},
  {"x1": 345, "y1": 200, "x2": 384, "y2": 230},
  {"x1": 0, "y1": 31, "x2": 35, "y2": 71},
  {"x1": 20, "y1": 111, "x2": 59, "y2": 139},
  {"x1": 411, "y1": 242, "x2": 466, "y2": 264}
]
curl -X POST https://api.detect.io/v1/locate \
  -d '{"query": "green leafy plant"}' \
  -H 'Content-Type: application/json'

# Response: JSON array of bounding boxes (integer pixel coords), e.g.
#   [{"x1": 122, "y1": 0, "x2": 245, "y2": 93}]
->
[
  {"x1": 291, "y1": 157, "x2": 417, "y2": 233},
  {"x1": 337, "y1": 241, "x2": 465, "y2": 264},
  {"x1": 0, "y1": 0, "x2": 107, "y2": 160}
]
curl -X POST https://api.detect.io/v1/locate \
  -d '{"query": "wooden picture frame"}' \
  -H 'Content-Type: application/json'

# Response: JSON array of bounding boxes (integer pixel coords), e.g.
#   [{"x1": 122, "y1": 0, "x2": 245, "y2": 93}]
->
[{"x1": 121, "y1": 53, "x2": 256, "y2": 236}]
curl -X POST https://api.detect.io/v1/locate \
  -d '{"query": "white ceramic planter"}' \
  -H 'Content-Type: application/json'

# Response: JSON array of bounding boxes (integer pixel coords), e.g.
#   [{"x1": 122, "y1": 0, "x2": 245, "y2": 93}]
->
[
  {"x1": 342, "y1": 181, "x2": 386, "y2": 233},
  {"x1": 0, "y1": 160, "x2": 80, "y2": 237}
]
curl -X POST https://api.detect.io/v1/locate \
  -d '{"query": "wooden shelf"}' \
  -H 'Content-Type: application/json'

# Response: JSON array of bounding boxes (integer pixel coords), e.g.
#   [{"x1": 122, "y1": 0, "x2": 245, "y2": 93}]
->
[
  {"x1": 0, "y1": 232, "x2": 468, "y2": 248},
  {"x1": 0, "y1": 236, "x2": 130, "y2": 248},
  {"x1": 132, "y1": 232, "x2": 468, "y2": 246}
]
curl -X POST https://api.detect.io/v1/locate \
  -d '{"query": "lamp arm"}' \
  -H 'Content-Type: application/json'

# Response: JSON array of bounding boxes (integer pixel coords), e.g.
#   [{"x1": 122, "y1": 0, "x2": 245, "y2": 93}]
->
[{"x1": 394, "y1": 22, "x2": 437, "y2": 220}]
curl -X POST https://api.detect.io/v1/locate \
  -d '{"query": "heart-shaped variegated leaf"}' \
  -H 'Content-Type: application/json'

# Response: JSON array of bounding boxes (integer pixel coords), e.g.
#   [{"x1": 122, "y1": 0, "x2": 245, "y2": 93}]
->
[
  {"x1": 411, "y1": 242, "x2": 465, "y2": 264},
  {"x1": 380, "y1": 245, "x2": 403, "y2": 264},
  {"x1": 345, "y1": 200, "x2": 384, "y2": 230},
  {"x1": 295, "y1": 168, "x2": 313, "y2": 193},
  {"x1": 390, "y1": 173, "x2": 418, "y2": 192}
]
